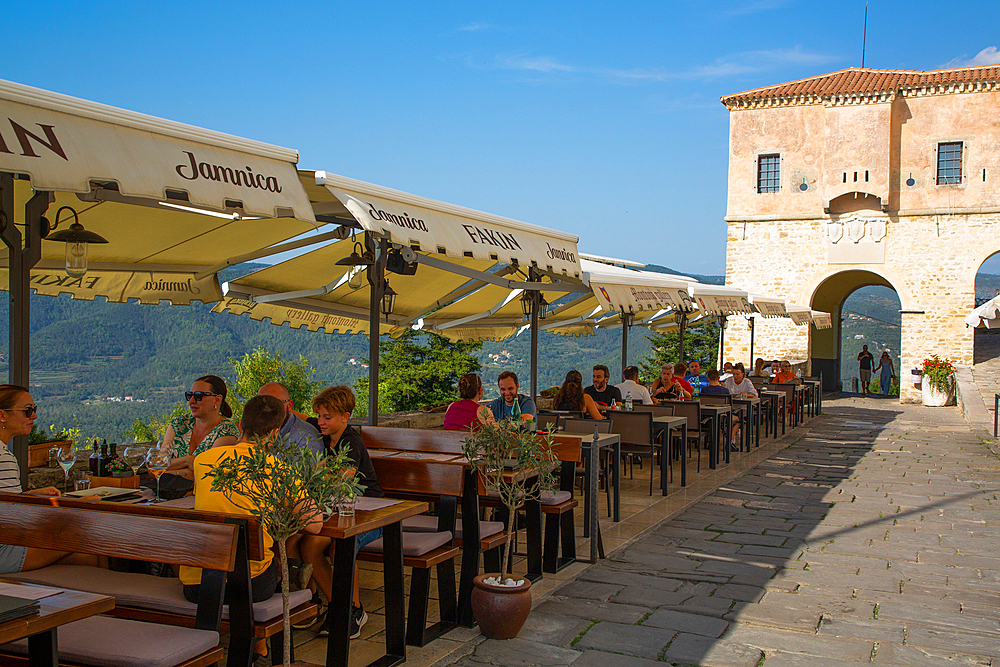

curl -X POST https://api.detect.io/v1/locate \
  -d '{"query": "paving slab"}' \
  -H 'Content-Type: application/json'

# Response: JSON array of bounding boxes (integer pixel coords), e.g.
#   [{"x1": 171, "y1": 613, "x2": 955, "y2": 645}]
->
[{"x1": 573, "y1": 621, "x2": 673, "y2": 660}]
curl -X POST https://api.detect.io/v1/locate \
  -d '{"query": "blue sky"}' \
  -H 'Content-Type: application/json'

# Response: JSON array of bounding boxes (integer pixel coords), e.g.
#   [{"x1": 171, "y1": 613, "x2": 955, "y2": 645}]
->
[{"x1": 5, "y1": 1, "x2": 1000, "y2": 275}]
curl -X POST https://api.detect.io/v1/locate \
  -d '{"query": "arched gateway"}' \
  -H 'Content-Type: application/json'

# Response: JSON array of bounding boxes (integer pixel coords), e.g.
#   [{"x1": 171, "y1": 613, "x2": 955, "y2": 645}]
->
[{"x1": 719, "y1": 66, "x2": 1000, "y2": 401}]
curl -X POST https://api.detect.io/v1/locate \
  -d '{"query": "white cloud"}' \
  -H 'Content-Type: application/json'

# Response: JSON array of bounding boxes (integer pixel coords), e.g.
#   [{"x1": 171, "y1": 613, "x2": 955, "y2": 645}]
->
[
  {"x1": 943, "y1": 46, "x2": 1000, "y2": 68},
  {"x1": 458, "y1": 22, "x2": 497, "y2": 32},
  {"x1": 495, "y1": 46, "x2": 839, "y2": 83},
  {"x1": 725, "y1": 0, "x2": 794, "y2": 16}
]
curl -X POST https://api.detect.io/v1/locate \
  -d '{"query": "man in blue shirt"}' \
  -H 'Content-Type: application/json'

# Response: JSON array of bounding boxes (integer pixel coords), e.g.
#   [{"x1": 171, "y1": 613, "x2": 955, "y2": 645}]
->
[
  {"x1": 685, "y1": 360, "x2": 709, "y2": 391},
  {"x1": 257, "y1": 383, "x2": 324, "y2": 458},
  {"x1": 487, "y1": 371, "x2": 536, "y2": 422}
]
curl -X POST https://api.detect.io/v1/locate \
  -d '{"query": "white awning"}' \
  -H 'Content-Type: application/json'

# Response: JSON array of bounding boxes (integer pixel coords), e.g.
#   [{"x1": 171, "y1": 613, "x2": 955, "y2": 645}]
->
[
  {"x1": 966, "y1": 296, "x2": 1000, "y2": 329},
  {"x1": 810, "y1": 310, "x2": 833, "y2": 329},
  {"x1": 786, "y1": 304, "x2": 812, "y2": 325},
  {"x1": 690, "y1": 284, "x2": 753, "y2": 315},
  {"x1": 315, "y1": 171, "x2": 580, "y2": 276},
  {"x1": 582, "y1": 259, "x2": 695, "y2": 314},
  {"x1": 0, "y1": 79, "x2": 315, "y2": 222},
  {"x1": 748, "y1": 293, "x2": 788, "y2": 318}
]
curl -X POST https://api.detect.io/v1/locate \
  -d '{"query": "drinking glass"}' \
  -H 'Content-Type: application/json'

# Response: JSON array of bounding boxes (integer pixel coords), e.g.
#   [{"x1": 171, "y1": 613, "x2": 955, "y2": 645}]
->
[
  {"x1": 123, "y1": 446, "x2": 147, "y2": 477},
  {"x1": 145, "y1": 447, "x2": 172, "y2": 503},
  {"x1": 56, "y1": 448, "x2": 76, "y2": 492}
]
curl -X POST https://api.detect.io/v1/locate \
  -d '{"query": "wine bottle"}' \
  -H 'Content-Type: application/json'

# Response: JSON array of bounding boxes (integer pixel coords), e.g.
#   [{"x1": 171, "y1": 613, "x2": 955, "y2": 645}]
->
[
  {"x1": 109, "y1": 442, "x2": 119, "y2": 465},
  {"x1": 99, "y1": 442, "x2": 109, "y2": 477},
  {"x1": 88, "y1": 440, "x2": 100, "y2": 476}
]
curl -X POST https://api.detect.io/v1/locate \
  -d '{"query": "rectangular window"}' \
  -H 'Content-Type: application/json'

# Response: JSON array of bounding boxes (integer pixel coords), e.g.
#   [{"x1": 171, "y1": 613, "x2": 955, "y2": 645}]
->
[
  {"x1": 757, "y1": 154, "x2": 781, "y2": 193},
  {"x1": 937, "y1": 142, "x2": 963, "y2": 184}
]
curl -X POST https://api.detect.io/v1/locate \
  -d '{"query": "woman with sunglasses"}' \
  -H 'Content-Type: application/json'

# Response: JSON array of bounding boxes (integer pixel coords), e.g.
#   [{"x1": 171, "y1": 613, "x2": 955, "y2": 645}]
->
[
  {"x1": 163, "y1": 375, "x2": 239, "y2": 480},
  {"x1": 0, "y1": 384, "x2": 100, "y2": 574},
  {"x1": 772, "y1": 361, "x2": 800, "y2": 385}
]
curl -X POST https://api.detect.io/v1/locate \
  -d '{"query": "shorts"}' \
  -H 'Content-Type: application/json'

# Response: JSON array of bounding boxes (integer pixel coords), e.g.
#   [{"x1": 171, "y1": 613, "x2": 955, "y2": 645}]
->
[
  {"x1": 0, "y1": 544, "x2": 27, "y2": 574},
  {"x1": 859, "y1": 369, "x2": 872, "y2": 383}
]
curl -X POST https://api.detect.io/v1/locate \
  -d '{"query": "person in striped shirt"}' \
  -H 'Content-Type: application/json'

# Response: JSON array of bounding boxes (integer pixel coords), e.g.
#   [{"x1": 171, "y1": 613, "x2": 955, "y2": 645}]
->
[{"x1": 0, "y1": 384, "x2": 99, "y2": 574}]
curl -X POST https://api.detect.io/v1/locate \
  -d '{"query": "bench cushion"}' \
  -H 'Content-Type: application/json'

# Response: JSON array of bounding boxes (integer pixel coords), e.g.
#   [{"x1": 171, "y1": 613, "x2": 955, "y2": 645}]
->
[
  {"x1": 540, "y1": 490, "x2": 572, "y2": 505},
  {"x1": 361, "y1": 531, "x2": 452, "y2": 557},
  {"x1": 6, "y1": 615, "x2": 218, "y2": 667},
  {"x1": 401, "y1": 515, "x2": 504, "y2": 540},
  {"x1": 4, "y1": 565, "x2": 311, "y2": 623}
]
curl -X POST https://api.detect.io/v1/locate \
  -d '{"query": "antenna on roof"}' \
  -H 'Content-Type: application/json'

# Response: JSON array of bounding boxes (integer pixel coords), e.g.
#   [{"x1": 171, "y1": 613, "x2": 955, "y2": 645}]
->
[{"x1": 861, "y1": 0, "x2": 868, "y2": 68}]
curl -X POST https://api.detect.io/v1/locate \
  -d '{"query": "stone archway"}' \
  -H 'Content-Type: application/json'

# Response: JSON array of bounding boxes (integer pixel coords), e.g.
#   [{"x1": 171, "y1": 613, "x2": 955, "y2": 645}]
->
[{"x1": 809, "y1": 269, "x2": 900, "y2": 390}]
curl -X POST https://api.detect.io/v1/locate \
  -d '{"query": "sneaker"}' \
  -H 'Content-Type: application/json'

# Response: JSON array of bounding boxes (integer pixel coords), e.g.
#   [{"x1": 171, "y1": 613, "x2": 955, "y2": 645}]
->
[
  {"x1": 350, "y1": 604, "x2": 368, "y2": 640},
  {"x1": 293, "y1": 593, "x2": 325, "y2": 630}
]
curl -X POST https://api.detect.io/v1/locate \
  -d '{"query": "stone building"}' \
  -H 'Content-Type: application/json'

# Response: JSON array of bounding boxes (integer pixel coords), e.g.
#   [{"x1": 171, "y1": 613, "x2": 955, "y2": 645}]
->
[{"x1": 720, "y1": 66, "x2": 1000, "y2": 401}]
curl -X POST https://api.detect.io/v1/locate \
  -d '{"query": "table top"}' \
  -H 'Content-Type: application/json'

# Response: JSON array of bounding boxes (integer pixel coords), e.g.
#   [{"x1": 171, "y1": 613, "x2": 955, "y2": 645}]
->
[
  {"x1": 731, "y1": 396, "x2": 761, "y2": 404},
  {"x1": 699, "y1": 405, "x2": 731, "y2": 414},
  {"x1": 317, "y1": 498, "x2": 429, "y2": 539},
  {"x1": 0, "y1": 581, "x2": 114, "y2": 644},
  {"x1": 652, "y1": 415, "x2": 687, "y2": 426}
]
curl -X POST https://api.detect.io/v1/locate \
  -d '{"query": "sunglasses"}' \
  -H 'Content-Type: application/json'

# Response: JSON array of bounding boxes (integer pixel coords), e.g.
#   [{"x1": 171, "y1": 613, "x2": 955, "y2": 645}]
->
[
  {"x1": 185, "y1": 391, "x2": 218, "y2": 401},
  {"x1": 5, "y1": 405, "x2": 37, "y2": 417}
]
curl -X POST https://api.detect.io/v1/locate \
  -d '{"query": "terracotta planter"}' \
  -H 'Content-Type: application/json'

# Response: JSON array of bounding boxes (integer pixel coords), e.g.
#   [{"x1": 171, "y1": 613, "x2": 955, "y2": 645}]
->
[
  {"x1": 471, "y1": 573, "x2": 532, "y2": 639},
  {"x1": 28, "y1": 440, "x2": 72, "y2": 468},
  {"x1": 921, "y1": 376, "x2": 954, "y2": 407}
]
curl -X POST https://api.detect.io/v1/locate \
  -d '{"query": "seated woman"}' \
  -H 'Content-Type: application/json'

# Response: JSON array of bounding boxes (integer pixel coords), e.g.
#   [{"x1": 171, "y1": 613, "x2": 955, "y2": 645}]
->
[
  {"x1": 163, "y1": 375, "x2": 240, "y2": 479},
  {"x1": 753, "y1": 358, "x2": 767, "y2": 377},
  {"x1": 0, "y1": 384, "x2": 100, "y2": 574},
  {"x1": 443, "y1": 373, "x2": 496, "y2": 430},
  {"x1": 772, "y1": 360, "x2": 800, "y2": 384},
  {"x1": 552, "y1": 370, "x2": 603, "y2": 419}
]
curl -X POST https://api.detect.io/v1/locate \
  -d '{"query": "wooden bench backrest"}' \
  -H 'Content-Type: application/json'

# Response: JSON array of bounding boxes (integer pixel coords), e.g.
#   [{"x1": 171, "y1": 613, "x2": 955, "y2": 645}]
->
[
  {"x1": 1, "y1": 492, "x2": 265, "y2": 561},
  {"x1": 370, "y1": 457, "x2": 465, "y2": 498},
  {"x1": 0, "y1": 495, "x2": 238, "y2": 572},
  {"x1": 361, "y1": 426, "x2": 466, "y2": 455},
  {"x1": 548, "y1": 435, "x2": 582, "y2": 463}
]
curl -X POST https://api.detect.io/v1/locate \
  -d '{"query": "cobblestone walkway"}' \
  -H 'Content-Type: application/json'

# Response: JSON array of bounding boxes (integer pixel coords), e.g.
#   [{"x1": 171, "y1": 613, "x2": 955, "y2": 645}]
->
[{"x1": 439, "y1": 397, "x2": 1000, "y2": 666}]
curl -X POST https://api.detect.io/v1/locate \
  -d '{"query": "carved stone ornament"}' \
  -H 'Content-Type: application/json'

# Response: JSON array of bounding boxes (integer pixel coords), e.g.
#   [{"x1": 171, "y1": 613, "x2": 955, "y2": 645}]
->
[
  {"x1": 846, "y1": 218, "x2": 866, "y2": 244},
  {"x1": 827, "y1": 222, "x2": 844, "y2": 244},
  {"x1": 869, "y1": 219, "x2": 886, "y2": 243}
]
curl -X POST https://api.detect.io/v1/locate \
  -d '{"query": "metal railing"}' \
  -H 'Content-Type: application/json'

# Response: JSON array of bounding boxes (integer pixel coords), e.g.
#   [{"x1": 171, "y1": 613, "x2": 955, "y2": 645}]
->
[{"x1": 995, "y1": 394, "x2": 998, "y2": 438}]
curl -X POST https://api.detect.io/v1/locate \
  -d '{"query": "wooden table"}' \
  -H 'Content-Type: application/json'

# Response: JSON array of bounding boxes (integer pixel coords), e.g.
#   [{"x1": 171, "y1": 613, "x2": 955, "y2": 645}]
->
[
  {"x1": 0, "y1": 581, "x2": 114, "y2": 667},
  {"x1": 317, "y1": 499, "x2": 429, "y2": 667},
  {"x1": 652, "y1": 415, "x2": 688, "y2": 489}
]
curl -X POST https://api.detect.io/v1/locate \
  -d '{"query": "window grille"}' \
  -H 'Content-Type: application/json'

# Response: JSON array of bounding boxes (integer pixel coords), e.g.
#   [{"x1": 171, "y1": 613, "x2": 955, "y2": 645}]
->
[
  {"x1": 757, "y1": 154, "x2": 780, "y2": 192},
  {"x1": 937, "y1": 142, "x2": 963, "y2": 184}
]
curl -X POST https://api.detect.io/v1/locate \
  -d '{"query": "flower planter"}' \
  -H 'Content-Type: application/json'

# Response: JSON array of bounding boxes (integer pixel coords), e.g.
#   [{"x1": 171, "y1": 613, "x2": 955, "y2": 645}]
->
[
  {"x1": 921, "y1": 377, "x2": 954, "y2": 407},
  {"x1": 471, "y1": 574, "x2": 532, "y2": 639}
]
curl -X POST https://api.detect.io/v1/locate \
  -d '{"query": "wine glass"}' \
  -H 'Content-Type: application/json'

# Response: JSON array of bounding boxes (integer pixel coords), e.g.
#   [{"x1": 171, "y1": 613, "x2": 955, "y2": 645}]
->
[
  {"x1": 145, "y1": 447, "x2": 172, "y2": 503},
  {"x1": 56, "y1": 448, "x2": 77, "y2": 492},
  {"x1": 123, "y1": 446, "x2": 147, "y2": 477}
]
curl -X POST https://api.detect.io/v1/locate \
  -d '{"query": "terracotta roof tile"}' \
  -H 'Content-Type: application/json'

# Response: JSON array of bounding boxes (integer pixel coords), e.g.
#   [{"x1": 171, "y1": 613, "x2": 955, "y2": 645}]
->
[{"x1": 721, "y1": 66, "x2": 1000, "y2": 108}]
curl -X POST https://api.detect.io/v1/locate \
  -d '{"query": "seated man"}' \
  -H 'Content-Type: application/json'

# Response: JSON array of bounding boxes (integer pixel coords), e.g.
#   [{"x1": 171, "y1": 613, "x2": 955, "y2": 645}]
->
[
  {"x1": 701, "y1": 369, "x2": 730, "y2": 395},
  {"x1": 615, "y1": 366, "x2": 653, "y2": 405},
  {"x1": 584, "y1": 365, "x2": 622, "y2": 407},
  {"x1": 257, "y1": 382, "x2": 323, "y2": 457},
  {"x1": 487, "y1": 371, "x2": 536, "y2": 422},
  {"x1": 651, "y1": 364, "x2": 690, "y2": 401},
  {"x1": 685, "y1": 360, "x2": 709, "y2": 392},
  {"x1": 720, "y1": 362, "x2": 734, "y2": 382}
]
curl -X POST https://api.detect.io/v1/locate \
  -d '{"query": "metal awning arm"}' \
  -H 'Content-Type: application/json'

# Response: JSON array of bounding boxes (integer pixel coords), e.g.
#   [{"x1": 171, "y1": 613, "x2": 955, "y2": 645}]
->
[
  {"x1": 394, "y1": 265, "x2": 520, "y2": 327},
  {"x1": 193, "y1": 227, "x2": 351, "y2": 280},
  {"x1": 221, "y1": 284, "x2": 392, "y2": 322},
  {"x1": 407, "y1": 250, "x2": 589, "y2": 293},
  {"x1": 431, "y1": 290, "x2": 525, "y2": 330}
]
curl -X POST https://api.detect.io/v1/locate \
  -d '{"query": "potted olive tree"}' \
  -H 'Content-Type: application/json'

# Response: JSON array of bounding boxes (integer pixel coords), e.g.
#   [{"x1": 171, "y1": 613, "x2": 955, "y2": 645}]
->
[
  {"x1": 207, "y1": 435, "x2": 363, "y2": 667},
  {"x1": 462, "y1": 419, "x2": 557, "y2": 639}
]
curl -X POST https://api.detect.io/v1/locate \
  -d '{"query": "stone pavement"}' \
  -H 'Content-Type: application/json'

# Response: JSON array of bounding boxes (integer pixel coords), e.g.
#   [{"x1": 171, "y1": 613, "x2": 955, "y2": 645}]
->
[{"x1": 436, "y1": 397, "x2": 1000, "y2": 666}]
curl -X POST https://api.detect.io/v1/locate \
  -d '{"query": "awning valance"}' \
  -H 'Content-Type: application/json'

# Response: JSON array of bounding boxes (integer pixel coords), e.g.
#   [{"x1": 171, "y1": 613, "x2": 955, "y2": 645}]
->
[
  {"x1": 810, "y1": 310, "x2": 833, "y2": 329},
  {"x1": 0, "y1": 79, "x2": 315, "y2": 222},
  {"x1": 582, "y1": 259, "x2": 695, "y2": 314},
  {"x1": 786, "y1": 305, "x2": 812, "y2": 325},
  {"x1": 690, "y1": 284, "x2": 753, "y2": 315},
  {"x1": 315, "y1": 172, "x2": 580, "y2": 276},
  {"x1": 748, "y1": 293, "x2": 788, "y2": 318}
]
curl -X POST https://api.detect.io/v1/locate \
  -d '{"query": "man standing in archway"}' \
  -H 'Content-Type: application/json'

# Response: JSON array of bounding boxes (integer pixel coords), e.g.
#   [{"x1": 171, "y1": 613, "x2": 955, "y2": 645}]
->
[{"x1": 857, "y1": 345, "x2": 874, "y2": 395}]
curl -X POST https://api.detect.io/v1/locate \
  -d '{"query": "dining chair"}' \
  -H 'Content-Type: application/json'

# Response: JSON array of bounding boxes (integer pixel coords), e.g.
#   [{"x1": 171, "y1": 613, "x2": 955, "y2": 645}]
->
[
  {"x1": 667, "y1": 400, "x2": 707, "y2": 473},
  {"x1": 607, "y1": 411, "x2": 664, "y2": 495}
]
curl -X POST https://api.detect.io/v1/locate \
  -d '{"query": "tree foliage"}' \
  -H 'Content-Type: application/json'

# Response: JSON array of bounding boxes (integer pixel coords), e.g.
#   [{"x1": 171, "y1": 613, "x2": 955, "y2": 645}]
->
[
  {"x1": 130, "y1": 404, "x2": 188, "y2": 443},
  {"x1": 353, "y1": 331, "x2": 482, "y2": 416},
  {"x1": 638, "y1": 320, "x2": 720, "y2": 383},
  {"x1": 228, "y1": 346, "x2": 322, "y2": 420}
]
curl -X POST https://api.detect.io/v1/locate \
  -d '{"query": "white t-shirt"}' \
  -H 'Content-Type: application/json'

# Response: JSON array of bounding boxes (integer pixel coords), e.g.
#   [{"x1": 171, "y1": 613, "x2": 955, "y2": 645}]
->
[
  {"x1": 724, "y1": 377, "x2": 758, "y2": 397},
  {"x1": 615, "y1": 379, "x2": 653, "y2": 405},
  {"x1": 0, "y1": 440, "x2": 22, "y2": 493}
]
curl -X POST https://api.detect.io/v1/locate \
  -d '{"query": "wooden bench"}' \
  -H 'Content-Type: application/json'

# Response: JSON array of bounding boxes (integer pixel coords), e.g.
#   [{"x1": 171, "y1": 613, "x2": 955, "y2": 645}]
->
[
  {"x1": 1, "y1": 493, "x2": 317, "y2": 667},
  {"x1": 361, "y1": 457, "x2": 463, "y2": 646},
  {"x1": 542, "y1": 436, "x2": 581, "y2": 573},
  {"x1": 0, "y1": 493, "x2": 242, "y2": 667}
]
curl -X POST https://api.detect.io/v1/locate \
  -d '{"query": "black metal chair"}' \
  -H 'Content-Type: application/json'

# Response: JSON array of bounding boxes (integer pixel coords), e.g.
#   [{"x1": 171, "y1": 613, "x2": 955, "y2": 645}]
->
[
  {"x1": 607, "y1": 411, "x2": 664, "y2": 495},
  {"x1": 667, "y1": 401, "x2": 708, "y2": 473}
]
